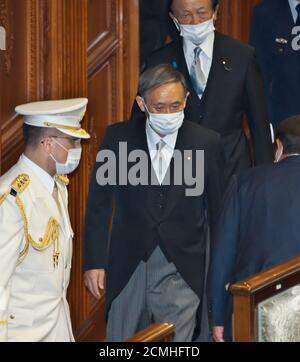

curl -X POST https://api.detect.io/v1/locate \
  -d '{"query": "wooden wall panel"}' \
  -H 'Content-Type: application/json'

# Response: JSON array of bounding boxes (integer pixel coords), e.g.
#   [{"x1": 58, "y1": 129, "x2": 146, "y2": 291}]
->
[
  {"x1": 78, "y1": 0, "x2": 139, "y2": 342},
  {"x1": 88, "y1": 0, "x2": 111, "y2": 43},
  {"x1": 0, "y1": 0, "x2": 40, "y2": 173},
  {"x1": 0, "y1": 0, "x2": 261, "y2": 343},
  {"x1": 217, "y1": 0, "x2": 261, "y2": 42},
  {"x1": 88, "y1": 61, "x2": 114, "y2": 149},
  {"x1": 0, "y1": 0, "x2": 139, "y2": 343}
]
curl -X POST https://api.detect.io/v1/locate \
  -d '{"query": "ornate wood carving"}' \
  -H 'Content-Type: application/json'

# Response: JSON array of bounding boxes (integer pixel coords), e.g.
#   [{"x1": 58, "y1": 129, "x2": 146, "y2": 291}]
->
[
  {"x1": 0, "y1": 0, "x2": 13, "y2": 74},
  {"x1": 0, "y1": 26, "x2": 6, "y2": 50},
  {"x1": 26, "y1": 0, "x2": 46, "y2": 101}
]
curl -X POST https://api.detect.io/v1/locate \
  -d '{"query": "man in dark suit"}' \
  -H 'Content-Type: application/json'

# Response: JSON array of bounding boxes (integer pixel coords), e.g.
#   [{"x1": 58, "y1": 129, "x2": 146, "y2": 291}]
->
[
  {"x1": 133, "y1": 0, "x2": 273, "y2": 184},
  {"x1": 207, "y1": 115, "x2": 300, "y2": 342},
  {"x1": 250, "y1": 0, "x2": 300, "y2": 129},
  {"x1": 83, "y1": 64, "x2": 225, "y2": 341},
  {"x1": 139, "y1": 0, "x2": 178, "y2": 66}
]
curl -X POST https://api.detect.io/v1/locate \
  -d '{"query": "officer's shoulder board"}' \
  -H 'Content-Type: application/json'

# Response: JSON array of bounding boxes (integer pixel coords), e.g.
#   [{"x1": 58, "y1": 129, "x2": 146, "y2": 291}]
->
[{"x1": 0, "y1": 174, "x2": 30, "y2": 206}]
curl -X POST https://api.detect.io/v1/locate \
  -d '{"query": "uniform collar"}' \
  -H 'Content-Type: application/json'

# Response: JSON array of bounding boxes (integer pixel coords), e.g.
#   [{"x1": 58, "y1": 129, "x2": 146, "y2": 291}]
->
[{"x1": 20, "y1": 154, "x2": 55, "y2": 194}]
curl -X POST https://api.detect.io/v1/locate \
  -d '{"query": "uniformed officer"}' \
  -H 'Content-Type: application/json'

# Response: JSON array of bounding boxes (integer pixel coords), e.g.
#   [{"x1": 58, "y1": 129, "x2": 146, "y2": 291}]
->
[
  {"x1": 250, "y1": 0, "x2": 300, "y2": 128},
  {"x1": 0, "y1": 98, "x2": 90, "y2": 342}
]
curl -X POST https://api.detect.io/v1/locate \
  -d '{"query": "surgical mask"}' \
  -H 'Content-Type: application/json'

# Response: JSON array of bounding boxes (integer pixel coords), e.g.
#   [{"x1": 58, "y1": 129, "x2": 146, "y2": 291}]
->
[
  {"x1": 50, "y1": 138, "x2": 82, "y2": 175},
  {"x1": 173, "y1": 16, "x2": 215, "y2": 45},
  {"x1": 144, "y1": 102, "x2": 184, "y2": 136}
]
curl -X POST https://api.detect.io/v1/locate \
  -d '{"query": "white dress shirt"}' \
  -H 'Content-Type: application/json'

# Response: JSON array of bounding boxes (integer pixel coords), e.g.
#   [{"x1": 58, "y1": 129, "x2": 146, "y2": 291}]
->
[
  {"x1": 289, "y1": 0, "x2": 300, "y2": 23},
  {"x1": 146, "y1": 121, "x2": 178, "y2": 184},
  {"x1": 183, "y1": 31, "x2": 215, "y2": 99},
  {"x1": 21, "y1": 154, "x2": 55, "y2": 194}
]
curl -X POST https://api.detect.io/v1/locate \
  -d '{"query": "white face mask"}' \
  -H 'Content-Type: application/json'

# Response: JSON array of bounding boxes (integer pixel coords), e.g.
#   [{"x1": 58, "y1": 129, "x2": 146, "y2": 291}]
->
[
  {"x1": 143, "y1": 102, "x2": 184, "y2": 136},
  {"x1": 50, "y1": 138, "x2": 82, "y2": 175},
  {"x1": 173, "y1": 16, "x2": 215, "y2": 45}
]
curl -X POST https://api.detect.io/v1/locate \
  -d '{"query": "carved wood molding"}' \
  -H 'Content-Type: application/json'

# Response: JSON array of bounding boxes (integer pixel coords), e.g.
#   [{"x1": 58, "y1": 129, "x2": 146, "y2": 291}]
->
[
  {"x1": 87, "y1": 115, "x2": 98, "y2": 176},
  {"x1": 81, "y1": 0, "x2": 139, "y2": 340},
  {"x1": 44, "y1": 0, "x2": 89, "y2": 336},
  {"x1": 26, "y1": 0, "x2": 46, "y2": 101},
  {"x1": 0, "y1": 25, "x2": 5, "y2": 50},
  {"x1": 1, "y1": 114, "x2": 23, "y2": 171},
  {"x1": 88, "y1": 34, "x2": 119, "y2": 78},
  {"x1": 122, "y1": 0, "x2": 139, "y2": 119},
  {"x1": 75, "y1": 297, "x2": 106, "y2": 341},
  {"x1": 1, "y1": 0, "x2": 47, "y2": 171},
  {"x1": 88, "y1": 0, "x2": 117, "y2": 54},
  {"x1": 0, "y1": 0, "x2": 13, "y2": 74},
  {"x1": 87, "y1": 0, "x2": 120, "y2": 78}
]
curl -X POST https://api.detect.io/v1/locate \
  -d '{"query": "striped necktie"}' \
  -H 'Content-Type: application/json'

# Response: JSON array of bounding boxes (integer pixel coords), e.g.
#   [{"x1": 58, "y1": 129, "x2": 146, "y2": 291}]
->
[
  {"x1": 153, "y1": 140, "x2": 166, "y2": 184},
  {"x1": 190, "y1": 46, "x2": 206, "y2": 97}
]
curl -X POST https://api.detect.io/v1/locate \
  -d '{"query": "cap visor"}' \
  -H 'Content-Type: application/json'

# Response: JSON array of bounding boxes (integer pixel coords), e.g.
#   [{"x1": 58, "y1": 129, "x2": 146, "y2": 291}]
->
[{"x1": 57, "y1": 128, "x2": 91, "y2": 139}]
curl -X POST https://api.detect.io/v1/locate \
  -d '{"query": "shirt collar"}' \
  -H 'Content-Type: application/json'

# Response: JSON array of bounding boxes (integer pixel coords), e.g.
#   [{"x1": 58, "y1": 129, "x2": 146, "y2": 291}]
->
[
  {"x1": 20, "y1": 154, "x2": 55, "y2": 194},
  {"x1": 289, "y1": 0, "x2": 299, "y2": 9},
  {"x1": 183, "y1": 31, "x2": 215, "y2": 60},
  {"x1": 289, "y1": 0, "x2": 300, "y2": 22},
  {"x1": 145, "y1": 121, "x2": 179, "y2": 151}
]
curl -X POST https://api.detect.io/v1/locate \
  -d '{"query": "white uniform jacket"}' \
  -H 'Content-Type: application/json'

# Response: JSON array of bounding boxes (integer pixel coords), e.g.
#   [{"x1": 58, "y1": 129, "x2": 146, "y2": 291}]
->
[{"x1": 0, "y1": 157, "x2": 74, "y2": 342}]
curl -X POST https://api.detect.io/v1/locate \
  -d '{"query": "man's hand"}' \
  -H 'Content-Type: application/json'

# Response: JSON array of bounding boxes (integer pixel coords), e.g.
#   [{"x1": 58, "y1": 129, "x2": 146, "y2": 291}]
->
[
  {"x1": 84, "y1": 269, "x2": 106, "y2": 300},
  {"x1": 212, "y1": 326, "x2": 225, "y2": 342}
]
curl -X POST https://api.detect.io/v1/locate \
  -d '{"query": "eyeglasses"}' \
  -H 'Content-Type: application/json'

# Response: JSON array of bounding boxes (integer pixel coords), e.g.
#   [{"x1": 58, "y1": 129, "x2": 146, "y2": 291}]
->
[
  {"x1": 41, "y1": 136, "x2": 81, "y2": 146},
  {"x1": 49, "y1": 136, "x2": 80, "y2": 142}
]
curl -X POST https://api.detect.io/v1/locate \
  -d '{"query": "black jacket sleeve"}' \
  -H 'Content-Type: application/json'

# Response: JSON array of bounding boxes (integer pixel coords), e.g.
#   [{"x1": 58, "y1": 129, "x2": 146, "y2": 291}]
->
[
  {"x1": 206, "y1": 135, "x2": 226, "y2": 233},
  {"x1": 83, "y1": 127, "x2": 115, "y2": 271},
  {"x1": 207, "y1": 176, "x2": 240, "y2": 328},
  {"x1": 244, "y1": 49, "x2": 273, "y2": 165}
]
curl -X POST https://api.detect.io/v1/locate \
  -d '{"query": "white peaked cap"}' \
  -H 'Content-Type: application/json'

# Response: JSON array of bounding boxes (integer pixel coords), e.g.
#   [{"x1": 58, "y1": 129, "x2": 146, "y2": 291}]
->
[{"x1": 15, "y1": 98, "x2": 90, "y2": 139}]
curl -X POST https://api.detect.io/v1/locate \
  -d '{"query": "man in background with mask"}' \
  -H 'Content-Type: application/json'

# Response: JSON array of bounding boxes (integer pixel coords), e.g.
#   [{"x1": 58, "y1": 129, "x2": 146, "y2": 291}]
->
[
  {"x1": 0, "y1": 98, "x2": 90, "y2": 342},
  {"x1": 207, "y1": 115, "x2": 300, "y2": 342},
  {"x1": 133, "y1": 0, "x2": 273, "y2": 184},
  {"x1": 139, "y1": 0, "x2": 178, "y2": 66},
  {"x1": 83, "y1": 64, "x2": 225, "y2": 342}
]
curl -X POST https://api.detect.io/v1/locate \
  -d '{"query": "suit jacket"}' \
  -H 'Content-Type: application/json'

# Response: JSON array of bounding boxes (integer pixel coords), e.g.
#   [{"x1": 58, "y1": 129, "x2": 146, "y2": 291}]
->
[
  {"x1": 83, "y1": 117, "x2": 225, "y2": 326},
  {"x1": 132, "y1": 32, "x2": 273, "y2": 184},
  {"x1": 250, "y1": 0, "x2": 300, "y2": 128},
  {"x1": 139, "y1": 0, "x2": 178, "y2": 66},
  {"x1": 207, "y1": 156, "x2": 300, "y2": 341},
  {"x1": 0, "y1": 158, "x2": 74, "y2": 342}
]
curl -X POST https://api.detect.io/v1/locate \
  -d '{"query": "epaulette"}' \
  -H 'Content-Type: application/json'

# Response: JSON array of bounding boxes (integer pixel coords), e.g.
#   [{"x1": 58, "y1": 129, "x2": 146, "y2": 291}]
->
[
  {"x1": 0, "y1": 174, "x2": 30, "y2": 206},
  {"x1": 9, "y1": 174, "x2": 30, "y2": 197},
  {"x1": 55, "y1": 175, "x2": 69, "y2": 186}
]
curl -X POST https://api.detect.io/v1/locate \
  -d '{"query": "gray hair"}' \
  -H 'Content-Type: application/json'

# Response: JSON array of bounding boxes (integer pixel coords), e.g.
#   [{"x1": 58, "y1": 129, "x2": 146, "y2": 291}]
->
[{"x1": 138, "y1": 64, "x2": 189, "y2": 99}]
